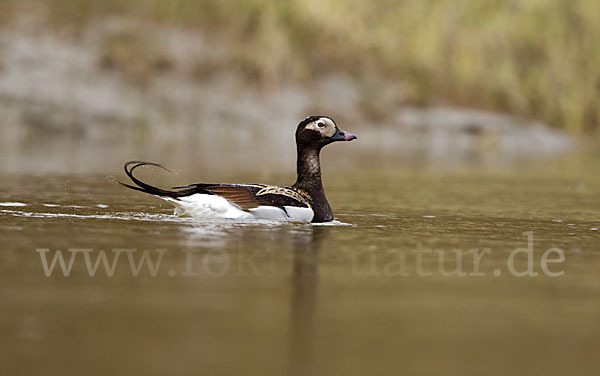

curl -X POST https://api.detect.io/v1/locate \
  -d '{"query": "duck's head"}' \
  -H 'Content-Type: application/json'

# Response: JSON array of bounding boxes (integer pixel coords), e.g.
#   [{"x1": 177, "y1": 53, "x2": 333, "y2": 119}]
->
[{"x1": 295, "y1": 115, "x2": 357, "y2": 149}]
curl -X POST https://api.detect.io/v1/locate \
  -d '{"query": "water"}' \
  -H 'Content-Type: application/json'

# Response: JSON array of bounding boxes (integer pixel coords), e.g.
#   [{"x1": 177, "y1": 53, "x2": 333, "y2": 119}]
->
[{"x1": 2, "y1": 164, "x2": 600, "y2": 375}]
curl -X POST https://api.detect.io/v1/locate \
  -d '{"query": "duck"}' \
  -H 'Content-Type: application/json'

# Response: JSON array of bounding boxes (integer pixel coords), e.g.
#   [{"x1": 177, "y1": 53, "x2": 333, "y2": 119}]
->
[{"x1": 119, "y1": 115, "x2": 357, "y2": 223}]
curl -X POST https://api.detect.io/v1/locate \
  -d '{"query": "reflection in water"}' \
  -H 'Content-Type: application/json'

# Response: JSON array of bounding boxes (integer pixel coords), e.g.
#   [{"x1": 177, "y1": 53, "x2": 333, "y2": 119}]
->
[
  {"x1": 289, "y1": 226, "x2": 329, "y2": 376},
  {"x1": 179, "y1": 217, "x2": 328, "y2": 375},
  {"x1": 178, "y1": 219, "x2": 330, "y2": 375}
]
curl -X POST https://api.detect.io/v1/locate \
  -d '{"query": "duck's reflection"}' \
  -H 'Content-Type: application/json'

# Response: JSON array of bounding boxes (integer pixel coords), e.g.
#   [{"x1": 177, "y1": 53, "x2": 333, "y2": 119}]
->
[
  {"x1": 178, "y1": 220, "x2": 330, "y2": 375},
  {"x1": 289, "y1": 226, "x2": 329, "y2": 376}
]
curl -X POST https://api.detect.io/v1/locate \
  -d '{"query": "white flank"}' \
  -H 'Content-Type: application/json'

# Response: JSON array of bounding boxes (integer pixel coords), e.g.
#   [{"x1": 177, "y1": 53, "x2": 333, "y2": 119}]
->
[
  {"x1": 162, "y1": 194, "x2": 314, "y2": 222},
  {"x1": 164, "y1": 194, "x2": 249, "y2": 219},
  {"x1": 248, "y1": 206, "x2": 290, "y2": 221},
  {"x1": 282, "y1": 206, "x2": 314, "y2": 222}
]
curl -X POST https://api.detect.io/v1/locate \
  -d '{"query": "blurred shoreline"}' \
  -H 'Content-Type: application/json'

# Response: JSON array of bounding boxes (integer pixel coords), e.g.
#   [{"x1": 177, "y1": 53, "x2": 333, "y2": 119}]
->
[{"x1": 0, "y1": 4, "x2": 585, "y2": 174}]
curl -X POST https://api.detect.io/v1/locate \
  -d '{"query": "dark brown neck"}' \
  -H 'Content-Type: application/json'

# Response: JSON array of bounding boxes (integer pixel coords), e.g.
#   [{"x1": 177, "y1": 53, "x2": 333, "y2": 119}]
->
[
  {"x1": 294, "y1": 146, "x2": 322, "y2": 190},
  {"x1": 293, "y1": 145, "x2": 333, "y2": 222}
]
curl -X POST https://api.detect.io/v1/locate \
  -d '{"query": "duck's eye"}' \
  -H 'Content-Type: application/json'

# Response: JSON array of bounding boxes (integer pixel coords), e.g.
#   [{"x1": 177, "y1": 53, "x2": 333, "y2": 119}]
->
[{"x1": 317, "y1": 122, "x2": 325, "y2": 128}]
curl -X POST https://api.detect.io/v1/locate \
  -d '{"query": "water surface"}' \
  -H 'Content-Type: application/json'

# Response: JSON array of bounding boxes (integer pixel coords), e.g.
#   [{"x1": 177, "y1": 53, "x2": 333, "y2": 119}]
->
[{"x1": 1, "y1": 165, "x2": 600, "y2": 375}]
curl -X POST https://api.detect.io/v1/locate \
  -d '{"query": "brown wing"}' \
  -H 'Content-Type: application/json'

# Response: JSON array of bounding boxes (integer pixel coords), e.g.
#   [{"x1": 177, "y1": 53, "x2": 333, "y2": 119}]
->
[
  {"x1": 254, "y1": 186, "x2": 312, "y2": 209},
  {"x1": 204, "y1": 185, "x2": 261, "y2": 210},
  {"x1": 166, "y1": 181, "x2": 311, "y2": 211}
]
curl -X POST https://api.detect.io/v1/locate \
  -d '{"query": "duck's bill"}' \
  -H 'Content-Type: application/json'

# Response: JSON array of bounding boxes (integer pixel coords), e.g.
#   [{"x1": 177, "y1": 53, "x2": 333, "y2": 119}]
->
[{"x1": 330, "y1": 130, "x2": 357, "y2": 142}]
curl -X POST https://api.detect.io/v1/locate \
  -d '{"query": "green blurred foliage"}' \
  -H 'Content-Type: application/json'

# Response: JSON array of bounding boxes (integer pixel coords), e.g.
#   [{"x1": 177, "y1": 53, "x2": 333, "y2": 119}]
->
[{"x1": 7, "y1": 0, "x2": 600, "y2": 134}]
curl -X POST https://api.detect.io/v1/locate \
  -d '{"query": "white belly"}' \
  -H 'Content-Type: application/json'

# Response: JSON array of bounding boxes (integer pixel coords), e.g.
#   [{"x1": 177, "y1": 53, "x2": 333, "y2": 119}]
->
[{"x1": 163, "y1": 194, "x2": 314, "y2": 222}]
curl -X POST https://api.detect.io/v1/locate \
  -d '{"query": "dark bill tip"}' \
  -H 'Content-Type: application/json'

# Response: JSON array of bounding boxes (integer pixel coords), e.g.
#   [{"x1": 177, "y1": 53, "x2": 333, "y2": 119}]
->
[{"x1": 331, "y1": 130, "x2": 358, "y2": 142}]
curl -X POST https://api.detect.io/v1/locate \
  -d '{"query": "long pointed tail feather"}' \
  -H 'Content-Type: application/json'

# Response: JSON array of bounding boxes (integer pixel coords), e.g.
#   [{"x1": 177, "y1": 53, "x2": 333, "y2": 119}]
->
[{"x1": 119, "y1": 161, "x2": 206, "y2": 198}]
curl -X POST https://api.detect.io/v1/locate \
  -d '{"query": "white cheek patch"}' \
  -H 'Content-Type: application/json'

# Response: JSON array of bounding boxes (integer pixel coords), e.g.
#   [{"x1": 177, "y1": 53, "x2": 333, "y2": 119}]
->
[
  {"x1": 307, "y1": 118, "x2": 337, "y2": 137},
  {"x1": 306, "y1": 122, "x2": 319, "y2": 131},
  {"x1": 322, "y1": 118, "x2": 337, "y2": 137}
]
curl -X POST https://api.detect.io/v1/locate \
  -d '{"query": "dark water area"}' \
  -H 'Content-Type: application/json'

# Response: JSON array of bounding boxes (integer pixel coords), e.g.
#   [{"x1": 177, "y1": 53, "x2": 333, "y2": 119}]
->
[{"x1": 1, "y1": 158, "x2": 600, "y2": 375}]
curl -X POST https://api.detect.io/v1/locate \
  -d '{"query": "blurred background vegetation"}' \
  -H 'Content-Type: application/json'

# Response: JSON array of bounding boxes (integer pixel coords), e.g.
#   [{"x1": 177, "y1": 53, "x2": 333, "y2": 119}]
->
[
  {"x1": 0, "y1": 0, "x2": 598, "y2": 175},
  {"x1": 2, "y1": 0, "x2": 596, "y2": 135}
]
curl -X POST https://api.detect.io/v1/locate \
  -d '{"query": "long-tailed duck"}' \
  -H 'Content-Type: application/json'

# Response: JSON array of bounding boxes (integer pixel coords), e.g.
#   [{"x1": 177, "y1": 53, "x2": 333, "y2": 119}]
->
[{"x1": 120, "y1": 116, "x2": 356, "y2": 223}]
